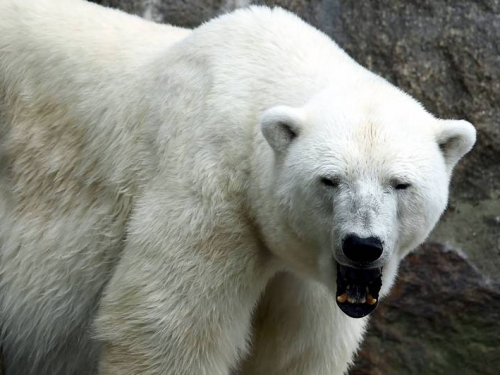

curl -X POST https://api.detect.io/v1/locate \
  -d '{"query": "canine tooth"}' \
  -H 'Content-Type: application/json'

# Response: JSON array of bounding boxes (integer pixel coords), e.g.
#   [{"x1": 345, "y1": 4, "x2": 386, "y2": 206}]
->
[
  {"x1": 336, "y1": 293, "x2": 348, "y2": 303},
  {"x1": 366, "y1": 293, "x2": 377, "y2": 305}
]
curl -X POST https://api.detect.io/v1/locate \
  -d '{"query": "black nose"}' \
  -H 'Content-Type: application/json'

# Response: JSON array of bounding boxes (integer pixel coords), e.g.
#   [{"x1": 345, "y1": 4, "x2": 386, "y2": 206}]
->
[{"x1": 342, "y1": 235, "x2": 383, "y2": 264}]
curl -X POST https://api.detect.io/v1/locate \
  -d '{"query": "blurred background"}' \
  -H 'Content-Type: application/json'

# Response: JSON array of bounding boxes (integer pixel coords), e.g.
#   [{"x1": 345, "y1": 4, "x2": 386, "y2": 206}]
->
[{"x1": 90, "y1": 1, "x2": 500, "y2": 373}]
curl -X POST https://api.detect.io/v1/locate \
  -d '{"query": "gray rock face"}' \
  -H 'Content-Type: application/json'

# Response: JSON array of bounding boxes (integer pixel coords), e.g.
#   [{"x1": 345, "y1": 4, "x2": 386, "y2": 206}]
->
[
  {"x1": 88, "y1": 0, "x2": 500, "y2": 373},
  {"x1": 92, "y1": 0, "x2": 251, "y2": 25}
]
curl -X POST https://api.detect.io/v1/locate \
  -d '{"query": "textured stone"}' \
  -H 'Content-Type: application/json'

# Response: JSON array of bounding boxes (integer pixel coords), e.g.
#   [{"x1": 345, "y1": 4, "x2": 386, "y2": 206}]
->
[
  {"x1": 351, "y1": 244, "x2": 500, "y2": 375},
  {"x1": 92, "y1": 0, "x2": 250, "y2": 25}
]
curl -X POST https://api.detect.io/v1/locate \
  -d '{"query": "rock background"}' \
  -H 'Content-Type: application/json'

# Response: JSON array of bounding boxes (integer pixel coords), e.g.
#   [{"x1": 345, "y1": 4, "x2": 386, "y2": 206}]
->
[{"x1": 91, "y1": 1, "x2": 500, "y2": 373}]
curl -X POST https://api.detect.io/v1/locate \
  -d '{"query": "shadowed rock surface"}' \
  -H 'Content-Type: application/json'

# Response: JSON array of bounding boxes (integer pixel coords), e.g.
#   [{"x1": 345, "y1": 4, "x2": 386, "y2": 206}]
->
[
  {"x1": 351, "y1": 244, "x2": 500, "y2": 375},
  {"x1": 89, "y1": 0, "x2": 500, "y2": 373}
]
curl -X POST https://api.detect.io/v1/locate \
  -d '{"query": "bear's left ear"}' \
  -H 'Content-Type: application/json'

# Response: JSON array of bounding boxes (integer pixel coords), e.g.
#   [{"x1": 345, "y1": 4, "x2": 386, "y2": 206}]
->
[
  {"x1": 436, "y1": 119, "x2": 476, "y2": 171},
  {"x1": 260, "y1": 105, "x2": 305, "y2": 154}
]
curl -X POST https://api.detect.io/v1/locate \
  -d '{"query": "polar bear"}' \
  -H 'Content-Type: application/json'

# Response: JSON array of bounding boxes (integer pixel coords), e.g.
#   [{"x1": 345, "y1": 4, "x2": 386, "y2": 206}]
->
[{"x1": 0, "y1": 0, "x2": 475, "y2": 374}]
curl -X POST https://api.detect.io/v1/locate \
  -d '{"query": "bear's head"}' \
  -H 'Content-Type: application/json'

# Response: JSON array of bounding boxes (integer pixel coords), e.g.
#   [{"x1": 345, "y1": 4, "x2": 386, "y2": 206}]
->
[{"x1": 258, "y1": 83, "x2": 476, "y2": 318}]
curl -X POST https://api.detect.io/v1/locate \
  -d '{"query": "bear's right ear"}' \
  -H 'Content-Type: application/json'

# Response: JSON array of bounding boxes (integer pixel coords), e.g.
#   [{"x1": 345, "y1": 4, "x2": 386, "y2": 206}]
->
[
  {"x1": 260, "y1": 106, "x2": 304, "y2": 154},
  {"x1": 435, "y1": 119, "x2": 476, "y2": 172}
]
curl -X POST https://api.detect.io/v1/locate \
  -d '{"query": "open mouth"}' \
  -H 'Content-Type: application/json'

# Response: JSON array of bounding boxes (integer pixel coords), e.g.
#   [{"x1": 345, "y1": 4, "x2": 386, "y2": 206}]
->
[{"x1": 335, "y1": 263, "x2": 383, "y2": 318}]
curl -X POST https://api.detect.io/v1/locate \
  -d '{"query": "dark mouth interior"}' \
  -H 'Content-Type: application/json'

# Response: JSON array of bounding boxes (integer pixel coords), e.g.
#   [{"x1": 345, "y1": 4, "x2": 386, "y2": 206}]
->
[{"x1": 336, "y1": 263, "x2": 383, "y2": 318}]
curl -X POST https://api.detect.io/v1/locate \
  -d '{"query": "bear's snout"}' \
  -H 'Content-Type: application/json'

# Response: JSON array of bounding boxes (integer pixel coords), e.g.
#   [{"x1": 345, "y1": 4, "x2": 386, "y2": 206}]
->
[{"x1": 342, "y1": 235, "x2": 383, "y2": 264}]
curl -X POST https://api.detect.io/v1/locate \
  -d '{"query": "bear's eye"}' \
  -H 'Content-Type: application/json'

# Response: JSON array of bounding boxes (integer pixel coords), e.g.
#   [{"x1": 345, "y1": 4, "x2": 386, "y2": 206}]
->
[
  {"x1": 394, "y1": 182, "x2": 411, "y2": 190},
  {"x1": 320, "y1": 177, "x2": 340, "y2": 188}
]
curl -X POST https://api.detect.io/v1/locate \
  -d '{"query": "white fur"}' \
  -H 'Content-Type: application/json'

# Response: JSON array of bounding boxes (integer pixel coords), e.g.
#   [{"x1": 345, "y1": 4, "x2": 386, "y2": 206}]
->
[{"x1": 0, "y1": 1, "x2": 475, "y2": 375}]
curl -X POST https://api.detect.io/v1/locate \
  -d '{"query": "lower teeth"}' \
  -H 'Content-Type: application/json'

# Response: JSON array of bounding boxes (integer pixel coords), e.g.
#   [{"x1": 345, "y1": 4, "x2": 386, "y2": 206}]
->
[
  {"x1": 336, "y1": 293, "x2": 348, "y2": 303},
  {"x1": 366, "y1": 293, "x2": 377, "y2": 305},
  {"x1": 348, "y1": 294, "x2": 366, "y2": 304},
  {"x1": 336, "y1": 287, "x2": 377, "y2": 305}
]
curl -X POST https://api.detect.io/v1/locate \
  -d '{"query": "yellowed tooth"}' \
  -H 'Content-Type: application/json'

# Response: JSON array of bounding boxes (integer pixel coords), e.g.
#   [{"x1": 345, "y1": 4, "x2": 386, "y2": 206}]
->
[
  {"x1": 366, "y1": 293, "x2": 377, "y2": 305},
  {"x1": 337, "y1": 292, "x2": 348, "y2": 303}
]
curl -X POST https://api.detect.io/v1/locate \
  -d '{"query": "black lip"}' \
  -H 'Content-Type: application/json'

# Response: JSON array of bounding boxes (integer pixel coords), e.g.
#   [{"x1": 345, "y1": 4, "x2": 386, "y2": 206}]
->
[{"x1": 336, "y1": 263, "x2": 383, "y2": 319}]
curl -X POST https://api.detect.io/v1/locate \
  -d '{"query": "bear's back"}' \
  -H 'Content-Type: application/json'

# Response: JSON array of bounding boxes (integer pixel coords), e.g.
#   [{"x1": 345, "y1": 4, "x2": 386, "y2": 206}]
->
[{"x1": 0, "y1": 2, "x2": 190, "y2": 374}]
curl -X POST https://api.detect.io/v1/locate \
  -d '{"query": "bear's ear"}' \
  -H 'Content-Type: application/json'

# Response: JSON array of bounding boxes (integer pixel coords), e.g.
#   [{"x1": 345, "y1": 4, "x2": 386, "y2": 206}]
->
[
  {"x1": 436, "y1": 119, "x2": 476, "y2": 171},
  {"x1": 260, "y1": 106, "x2": 304, "y2": 154}
]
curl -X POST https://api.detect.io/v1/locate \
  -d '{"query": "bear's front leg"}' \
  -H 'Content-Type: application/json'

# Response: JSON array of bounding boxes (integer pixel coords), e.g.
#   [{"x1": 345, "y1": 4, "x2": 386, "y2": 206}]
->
[
  {"x1": 237, "y1": 273, "x2": 368, "y2": 375},
  {"x1": 95, "y1": 190, "x2": 274, "y2": 375}
]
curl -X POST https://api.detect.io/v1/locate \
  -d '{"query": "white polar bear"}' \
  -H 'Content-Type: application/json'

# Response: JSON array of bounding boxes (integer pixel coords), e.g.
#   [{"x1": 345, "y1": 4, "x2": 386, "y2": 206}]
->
[{"x1": 0, "y1": 0, "x2": 475, "y2": 374}]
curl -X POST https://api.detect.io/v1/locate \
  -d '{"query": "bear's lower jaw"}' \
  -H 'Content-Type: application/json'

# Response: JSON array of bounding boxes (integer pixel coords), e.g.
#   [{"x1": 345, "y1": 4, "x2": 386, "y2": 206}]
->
[{"x1": 335, "y1": 263, "x2": 383, "y2": 319}]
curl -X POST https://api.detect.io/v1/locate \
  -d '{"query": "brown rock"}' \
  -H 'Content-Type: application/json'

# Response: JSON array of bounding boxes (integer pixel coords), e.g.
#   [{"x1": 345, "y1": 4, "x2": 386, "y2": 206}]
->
[{"x1": 351, "y1": 243, "x2": 500, "y2": 375}]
